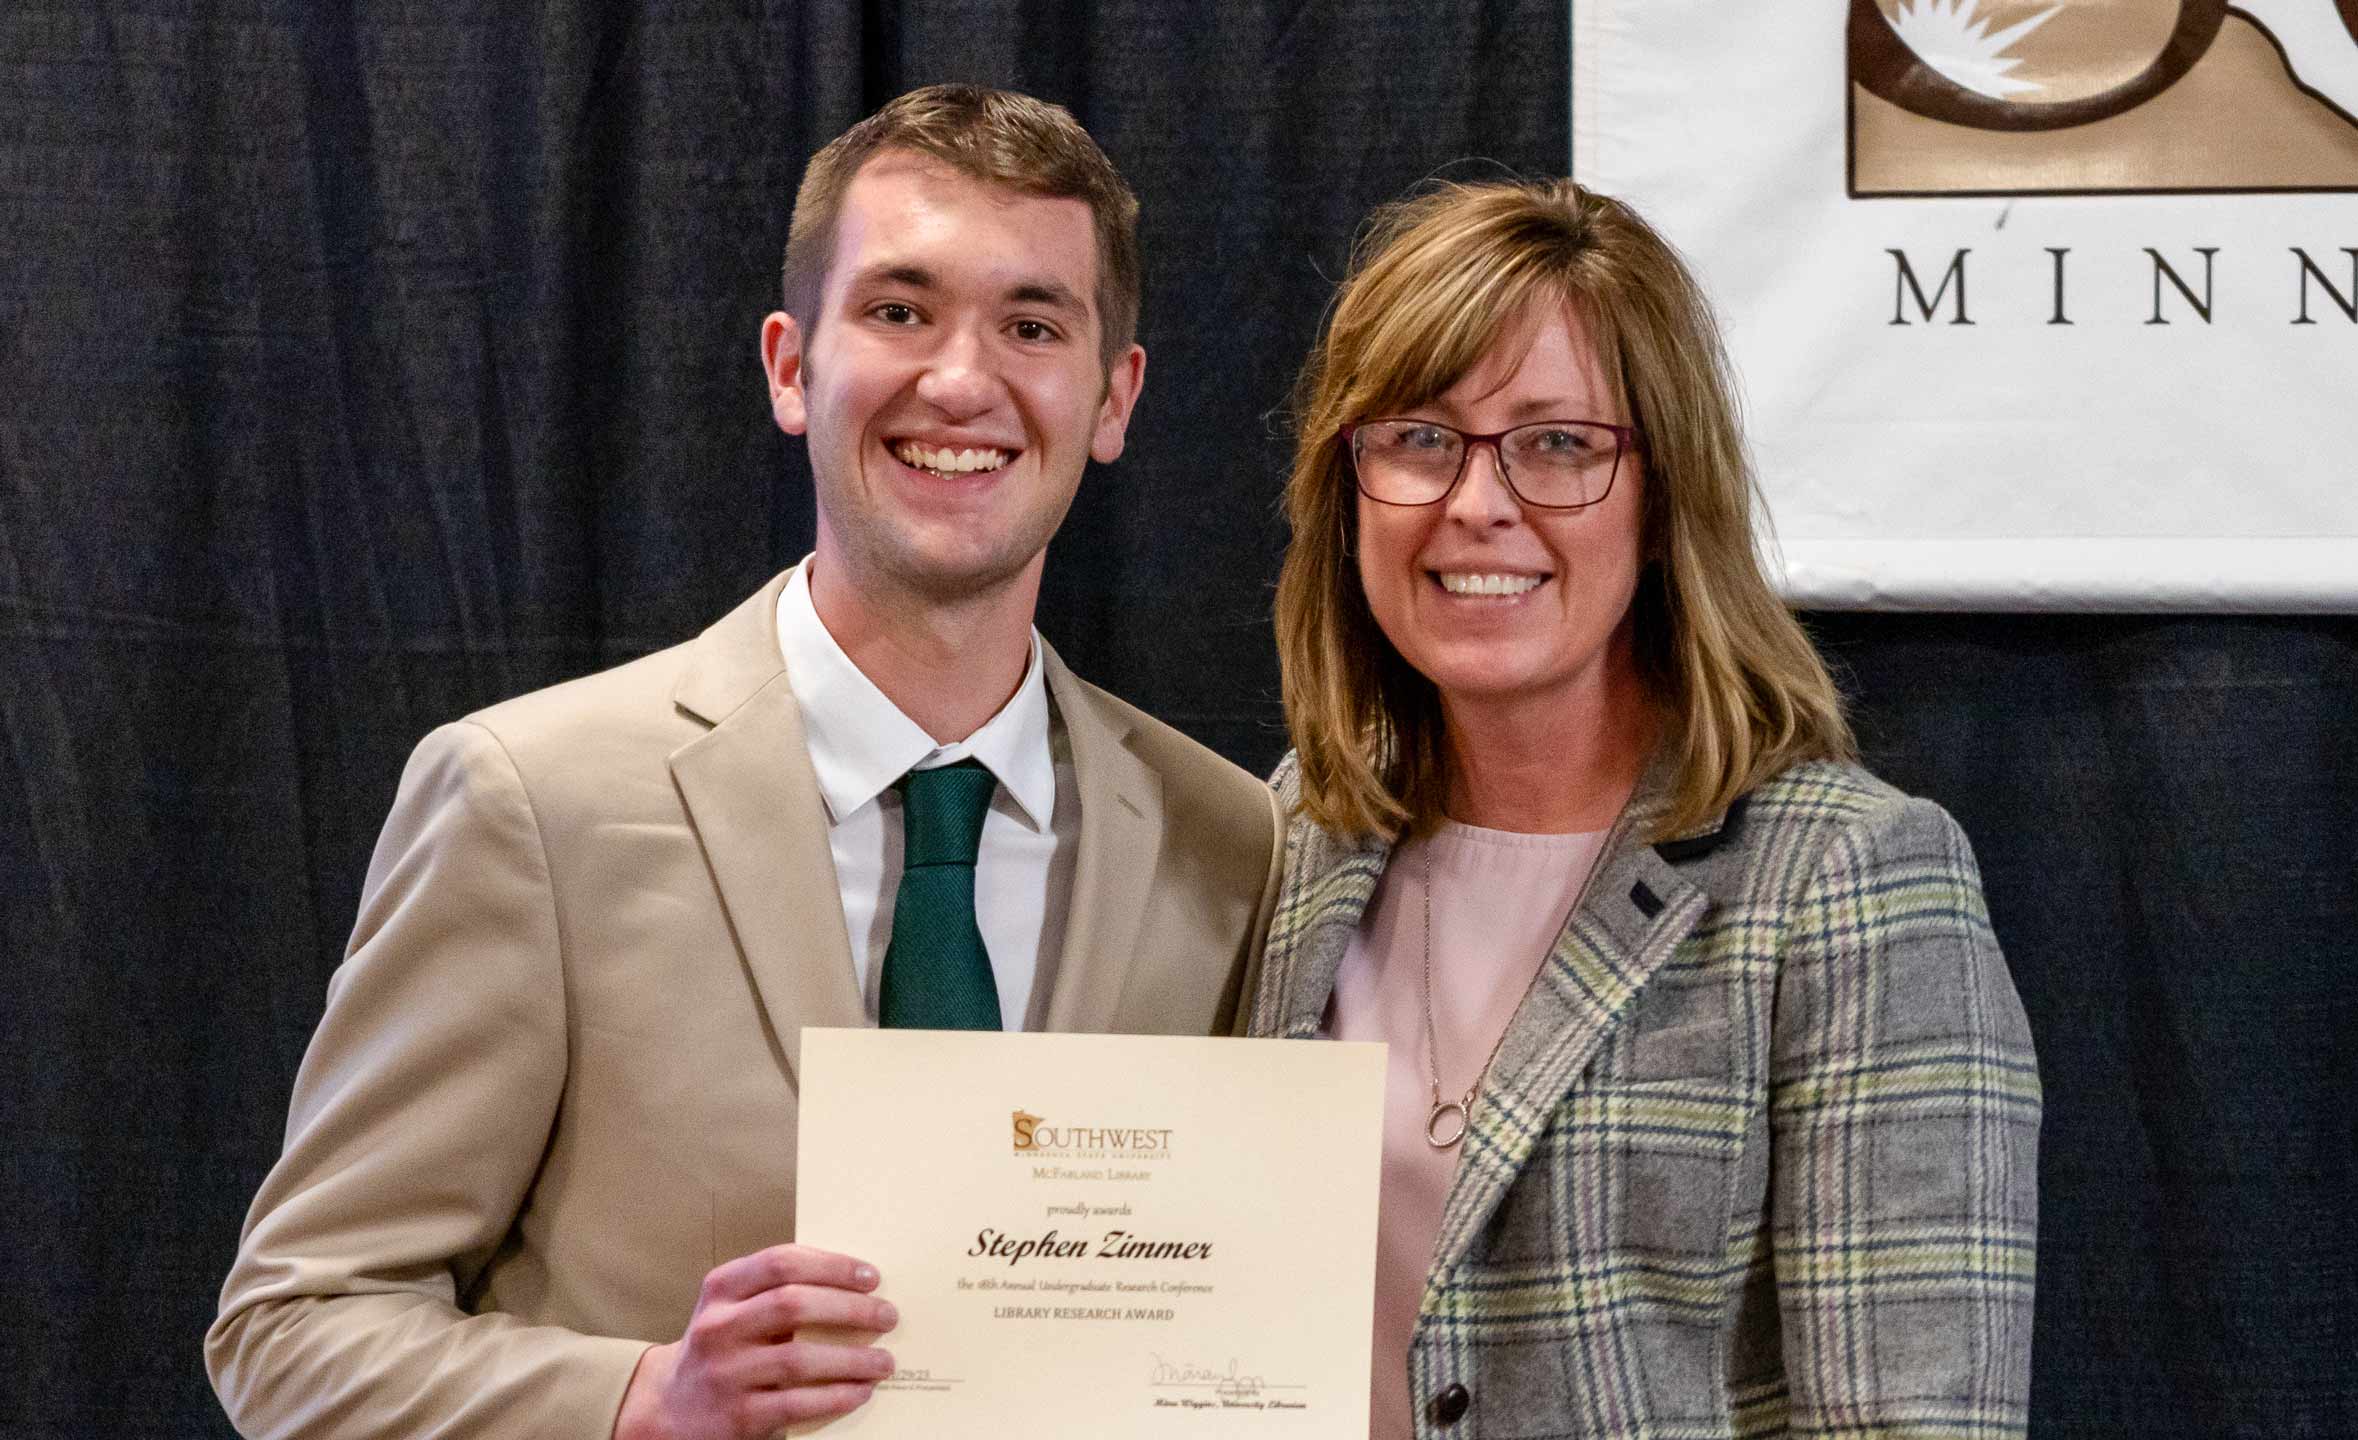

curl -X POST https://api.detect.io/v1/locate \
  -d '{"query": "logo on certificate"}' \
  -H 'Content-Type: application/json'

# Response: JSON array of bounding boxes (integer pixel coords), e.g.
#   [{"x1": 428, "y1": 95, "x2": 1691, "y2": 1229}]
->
[
  {"x1": 1011, "y1": 1109, "x2": 1173, "y2": 1159},
  {"x1": 1011, "y1": 1109, "x2": 1046, "y2": 1151},
  {"x1": 1849, "y1": 0, "x2": 2358, "y2": 194}
]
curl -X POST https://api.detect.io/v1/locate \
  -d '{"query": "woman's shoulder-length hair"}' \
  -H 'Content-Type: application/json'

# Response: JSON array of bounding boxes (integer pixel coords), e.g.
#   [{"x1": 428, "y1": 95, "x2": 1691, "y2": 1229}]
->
[{"x1": 1274, "y1": 177, "x2": 1854, "y2": 843}]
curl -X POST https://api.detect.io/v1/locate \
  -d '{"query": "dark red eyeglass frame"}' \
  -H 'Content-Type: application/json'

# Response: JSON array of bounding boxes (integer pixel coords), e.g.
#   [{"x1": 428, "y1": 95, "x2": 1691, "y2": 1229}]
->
[{"x1": 1337, "y1": 419, "x2": 1644, "y2": 511}]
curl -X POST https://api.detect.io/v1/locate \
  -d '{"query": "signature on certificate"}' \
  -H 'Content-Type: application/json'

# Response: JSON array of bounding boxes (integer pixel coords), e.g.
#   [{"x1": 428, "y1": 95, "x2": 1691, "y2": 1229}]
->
[{"x1": 1149, "y1": 1353, "x2": 1271, "y2": 1400}]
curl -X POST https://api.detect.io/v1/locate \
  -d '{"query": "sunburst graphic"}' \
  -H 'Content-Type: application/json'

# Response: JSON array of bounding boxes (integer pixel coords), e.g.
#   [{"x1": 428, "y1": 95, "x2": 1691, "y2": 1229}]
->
[{"x1": 1888, "y1": 0, "x2": 2061, "y2": 98}]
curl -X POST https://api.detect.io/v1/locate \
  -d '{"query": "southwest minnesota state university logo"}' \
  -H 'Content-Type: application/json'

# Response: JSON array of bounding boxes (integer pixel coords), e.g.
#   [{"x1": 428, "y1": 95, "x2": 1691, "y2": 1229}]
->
[
  {"x1": 1012, "y1": 1110, "x2": 1174, "y2": 1158},
  {"x1": 1012, "y1": 1109, "x2": 1046, "y2": 1151},
  {"x1": 1851, "y1": 0, "x2": 2358, "y2": 193}
]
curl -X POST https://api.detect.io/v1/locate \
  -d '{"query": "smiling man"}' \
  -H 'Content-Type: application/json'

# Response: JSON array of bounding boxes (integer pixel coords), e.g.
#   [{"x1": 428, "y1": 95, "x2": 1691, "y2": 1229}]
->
[{"x1": 206, "y1": 87, "x2": 1282, "y2": 1440}]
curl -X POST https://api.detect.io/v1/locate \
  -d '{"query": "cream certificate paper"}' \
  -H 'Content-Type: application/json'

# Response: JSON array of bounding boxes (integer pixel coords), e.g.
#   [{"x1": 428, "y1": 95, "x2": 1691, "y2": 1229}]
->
[{"x1": 793, "y1": 1029, "x2": 1384, "y2": 1437}]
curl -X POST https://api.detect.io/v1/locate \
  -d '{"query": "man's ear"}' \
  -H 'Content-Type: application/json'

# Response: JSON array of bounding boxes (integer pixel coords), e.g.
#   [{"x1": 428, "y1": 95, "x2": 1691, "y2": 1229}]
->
[
  {"x1": 1088, "y1": 342, "x2": 1148, "y2": 464},
  {"x1": 761, "y1": 312, "x2": 809, "y2": 436}
]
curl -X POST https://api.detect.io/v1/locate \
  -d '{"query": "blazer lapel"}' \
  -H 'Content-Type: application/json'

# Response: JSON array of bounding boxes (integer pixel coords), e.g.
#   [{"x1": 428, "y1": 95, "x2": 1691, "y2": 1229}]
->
[
  {"x1": 1037, "y1": 646, "x2": 1161, "y2": 1034},
  {"x1": 1428, "y1": 771, "x2": 1737, "y2": 1277},
  {"x1": 1264, "y1": 820, "x2": 1389, "y2": 1041},
  {"x1": 667, "y1": 573, "x2": 864, "y2": 1085}
]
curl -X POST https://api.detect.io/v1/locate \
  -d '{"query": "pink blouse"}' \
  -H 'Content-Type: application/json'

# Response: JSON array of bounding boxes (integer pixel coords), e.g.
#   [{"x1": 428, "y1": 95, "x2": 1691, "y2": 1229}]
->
[{"x1": 1325, "y1": 820, "x2": 1608, "y2": 1439}]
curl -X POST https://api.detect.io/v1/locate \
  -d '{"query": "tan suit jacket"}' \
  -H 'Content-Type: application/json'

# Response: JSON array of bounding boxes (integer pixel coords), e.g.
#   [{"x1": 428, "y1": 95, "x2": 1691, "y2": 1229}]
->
[{"x1": 206, "y1": 572, "x2": 1283, "y2": 1439}]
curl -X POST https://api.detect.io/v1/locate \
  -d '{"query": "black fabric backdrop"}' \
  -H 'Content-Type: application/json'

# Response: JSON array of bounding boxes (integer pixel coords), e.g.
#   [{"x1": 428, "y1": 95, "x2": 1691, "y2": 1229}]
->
[{"x1": 2, "y1": 4, "x2": 2352, "y2": 1437}]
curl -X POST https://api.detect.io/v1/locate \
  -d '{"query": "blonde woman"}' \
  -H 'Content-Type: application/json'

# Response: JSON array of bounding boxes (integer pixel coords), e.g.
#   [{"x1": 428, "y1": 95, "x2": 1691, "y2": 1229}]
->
[{"x1": 1254, "y1": 180, "x2": 2040, "y2": 1438}]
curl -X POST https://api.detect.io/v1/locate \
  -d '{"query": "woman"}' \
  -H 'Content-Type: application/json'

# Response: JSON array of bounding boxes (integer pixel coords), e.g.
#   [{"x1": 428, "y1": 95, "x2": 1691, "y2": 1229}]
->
[{"x1": 1255, "y1": 180, "x2": 2040, "y2": 1438}]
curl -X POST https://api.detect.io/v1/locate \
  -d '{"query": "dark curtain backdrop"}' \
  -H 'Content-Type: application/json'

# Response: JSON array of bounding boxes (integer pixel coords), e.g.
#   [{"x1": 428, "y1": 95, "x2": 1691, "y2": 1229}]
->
[{"x1": 1, "y1": 4, "x2": 2350, "y2": 1437}]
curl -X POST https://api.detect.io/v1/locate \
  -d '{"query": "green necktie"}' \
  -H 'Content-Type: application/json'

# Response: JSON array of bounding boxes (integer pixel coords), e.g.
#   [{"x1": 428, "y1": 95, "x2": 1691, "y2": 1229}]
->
[{"x1": 878, "y1": 759, "x2": 1003, "y2": 1030}]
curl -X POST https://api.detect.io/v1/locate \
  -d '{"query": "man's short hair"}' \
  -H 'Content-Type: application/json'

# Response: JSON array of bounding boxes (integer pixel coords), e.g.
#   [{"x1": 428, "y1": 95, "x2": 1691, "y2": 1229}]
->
[{"x1": 782, "y1": 85, "x2": 1142, "y2": 371}]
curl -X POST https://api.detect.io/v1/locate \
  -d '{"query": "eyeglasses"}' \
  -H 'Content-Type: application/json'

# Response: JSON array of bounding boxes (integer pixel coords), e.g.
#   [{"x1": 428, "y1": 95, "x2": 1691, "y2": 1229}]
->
[{"x1": 1340, "y1": 418, "x2": 1639, "y2": 511}]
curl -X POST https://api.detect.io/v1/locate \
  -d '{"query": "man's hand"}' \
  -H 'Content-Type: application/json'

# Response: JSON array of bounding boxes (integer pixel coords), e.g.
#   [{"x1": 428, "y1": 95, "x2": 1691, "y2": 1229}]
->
[{"x1": 612, "y1": 1244, "x2": 898, "y2": 1440}]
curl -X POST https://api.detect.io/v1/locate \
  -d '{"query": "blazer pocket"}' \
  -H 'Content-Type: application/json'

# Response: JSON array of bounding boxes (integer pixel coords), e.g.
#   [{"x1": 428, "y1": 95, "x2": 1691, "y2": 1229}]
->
[
  {"x1": 1604, "y1": 970, "x2": 1738, "y2": 1086},
  {"x1": 1623, "y1": 1015, "x2": 1734, "y2": 1083}
]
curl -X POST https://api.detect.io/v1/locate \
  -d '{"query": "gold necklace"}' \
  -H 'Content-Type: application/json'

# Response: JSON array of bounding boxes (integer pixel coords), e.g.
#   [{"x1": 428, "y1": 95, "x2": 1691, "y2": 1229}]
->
[{"x1": 1417, "y1": 847, "x2": 1514, "y2": 1149}]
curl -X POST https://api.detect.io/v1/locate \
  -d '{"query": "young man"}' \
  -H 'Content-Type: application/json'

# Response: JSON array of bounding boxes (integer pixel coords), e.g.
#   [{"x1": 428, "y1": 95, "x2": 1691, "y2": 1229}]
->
[{"x1": 206, "y1": 87, "x2": 1281, "y2": 1440}]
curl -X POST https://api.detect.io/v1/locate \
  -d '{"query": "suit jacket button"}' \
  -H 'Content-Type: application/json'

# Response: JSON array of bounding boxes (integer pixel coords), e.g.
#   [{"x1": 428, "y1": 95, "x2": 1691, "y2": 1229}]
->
[{"x1": 1430, "y1": 1383, "x2": 1471, "y2": 1425}]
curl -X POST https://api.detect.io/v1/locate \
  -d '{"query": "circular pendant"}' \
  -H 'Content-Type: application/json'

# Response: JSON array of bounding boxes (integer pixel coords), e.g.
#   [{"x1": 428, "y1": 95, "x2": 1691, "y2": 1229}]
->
[{"x1": 1425, "y1": 1100, "x2": 1469, "y2": 1149}]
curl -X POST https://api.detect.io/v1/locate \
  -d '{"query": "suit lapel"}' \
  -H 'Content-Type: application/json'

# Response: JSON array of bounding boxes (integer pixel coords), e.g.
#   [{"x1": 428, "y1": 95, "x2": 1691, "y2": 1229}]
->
[
  {"x1": 1429, "y1": 820, "x2": 1710, "y2": 1275},
  {"x1": 1427, "y1": 768, "x2": 1749, "y2": 1278},
  {"x1": 1265, "y1": 821, "x2": 1388, "y2": 1041},
  {"x1": 668, "y1": 574, "x2": 863, "y2": 1085},
  {"x1": 1264, "y1": 756, "x2": 1741, "y2": 1279},
  {"x1": 1037, "y1": 647, "x2": 1162, "y2": 1034}
]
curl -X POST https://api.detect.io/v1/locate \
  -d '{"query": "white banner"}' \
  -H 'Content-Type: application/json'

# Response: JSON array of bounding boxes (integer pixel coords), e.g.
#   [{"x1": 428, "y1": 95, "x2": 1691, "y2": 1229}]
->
[{"x1": 1573, "y1": 0, "x2": 2358, "y2": 611}]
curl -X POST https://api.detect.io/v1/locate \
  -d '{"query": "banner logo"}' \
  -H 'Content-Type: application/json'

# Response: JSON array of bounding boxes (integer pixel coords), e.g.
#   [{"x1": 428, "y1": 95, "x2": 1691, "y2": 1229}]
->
[{"x1": 1850, "y1": 0, "x2": 2358, "y2": 194}]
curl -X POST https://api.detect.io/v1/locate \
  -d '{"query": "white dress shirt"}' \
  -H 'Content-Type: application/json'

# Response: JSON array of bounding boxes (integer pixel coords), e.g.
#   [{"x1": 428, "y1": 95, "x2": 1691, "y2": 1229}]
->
[{"x1": 775, "y1": 560, "x2": 1077, "y2": 1029}]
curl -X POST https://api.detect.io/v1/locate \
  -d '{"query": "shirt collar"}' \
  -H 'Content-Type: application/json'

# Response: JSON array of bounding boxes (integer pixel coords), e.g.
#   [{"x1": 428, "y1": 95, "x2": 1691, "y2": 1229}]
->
[{"x1": 775, "y1": 558, "x2": 1055, "y2": 832}]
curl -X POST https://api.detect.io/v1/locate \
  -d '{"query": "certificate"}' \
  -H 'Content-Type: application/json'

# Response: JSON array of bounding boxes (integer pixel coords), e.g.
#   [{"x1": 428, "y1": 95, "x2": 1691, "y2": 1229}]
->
[{"x1": 793, "y1": 1028, "x2": 1384, "y2": 1437}]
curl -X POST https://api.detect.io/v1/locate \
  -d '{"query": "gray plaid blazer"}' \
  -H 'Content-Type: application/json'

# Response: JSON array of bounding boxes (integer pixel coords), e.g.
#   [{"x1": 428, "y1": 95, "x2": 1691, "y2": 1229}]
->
[{"x1": 1249, "y1": 755, "x2": 2039, "y2": 1439}]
